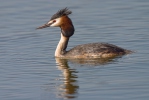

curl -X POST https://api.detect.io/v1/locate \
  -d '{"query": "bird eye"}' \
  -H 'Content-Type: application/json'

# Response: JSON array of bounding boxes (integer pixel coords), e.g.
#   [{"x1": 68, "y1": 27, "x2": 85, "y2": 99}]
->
[{"x1": 53, "y1": 20, "x2": 56, "y2": 23}]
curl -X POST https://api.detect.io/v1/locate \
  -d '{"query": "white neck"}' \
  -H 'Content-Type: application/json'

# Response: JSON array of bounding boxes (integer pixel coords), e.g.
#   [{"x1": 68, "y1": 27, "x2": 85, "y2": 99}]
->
[{"x1": 55, "y1": 33, "x2": 69, "y2": 57}]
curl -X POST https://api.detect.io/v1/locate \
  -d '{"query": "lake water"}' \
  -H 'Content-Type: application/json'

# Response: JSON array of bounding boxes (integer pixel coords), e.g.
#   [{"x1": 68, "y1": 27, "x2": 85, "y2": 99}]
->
[{"x1": 0, "y1": 0, "x2": 149, "y2": 100}]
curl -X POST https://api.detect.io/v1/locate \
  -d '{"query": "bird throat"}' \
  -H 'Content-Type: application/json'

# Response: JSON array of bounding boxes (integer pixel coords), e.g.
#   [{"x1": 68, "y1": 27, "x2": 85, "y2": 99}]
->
[{"x1": 55, "y1": 33, "x2": 69, "y2": 57}]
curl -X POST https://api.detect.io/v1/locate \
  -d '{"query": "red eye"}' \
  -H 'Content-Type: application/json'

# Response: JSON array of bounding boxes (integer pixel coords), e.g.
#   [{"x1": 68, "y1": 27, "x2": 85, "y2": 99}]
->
[{"x1": 53, "y1": 20, "x2": 56, "y2": 23}]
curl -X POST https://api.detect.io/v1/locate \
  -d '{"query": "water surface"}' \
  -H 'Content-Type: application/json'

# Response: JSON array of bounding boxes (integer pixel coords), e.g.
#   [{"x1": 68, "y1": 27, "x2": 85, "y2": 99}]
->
[{"x1": 0, "y1": 0, "x2": 149, "y2": 100}]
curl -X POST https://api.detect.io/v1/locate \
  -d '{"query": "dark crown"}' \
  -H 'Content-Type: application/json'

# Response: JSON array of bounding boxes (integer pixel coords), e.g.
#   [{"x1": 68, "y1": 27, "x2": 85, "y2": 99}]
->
[{"x1": 50, "y1": 7, "x2": 72, "y2": 20}]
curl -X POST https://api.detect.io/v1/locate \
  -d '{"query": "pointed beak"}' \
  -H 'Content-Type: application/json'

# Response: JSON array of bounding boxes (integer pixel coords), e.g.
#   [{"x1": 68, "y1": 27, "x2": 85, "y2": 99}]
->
[{"x1": 36, "y1": 21, "x2": 53, "y2": 29}]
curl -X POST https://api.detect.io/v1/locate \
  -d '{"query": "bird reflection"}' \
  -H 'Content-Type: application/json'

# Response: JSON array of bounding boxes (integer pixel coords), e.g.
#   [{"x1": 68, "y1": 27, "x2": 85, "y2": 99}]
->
[
  {"x1": 65, "y1": 57, "x2": 118, "y2": 66},
  {"x1": 55, "y1": 58, "x2": 79, "y2": 99},
  {"x1": 55, "y1": 57, "x2": 118, "y2": 99}
]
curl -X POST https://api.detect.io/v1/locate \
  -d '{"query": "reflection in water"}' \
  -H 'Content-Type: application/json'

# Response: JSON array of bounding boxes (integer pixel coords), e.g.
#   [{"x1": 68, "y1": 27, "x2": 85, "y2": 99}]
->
[
  {"x1": 55, "y1": 58, "x2": 79, "y2": 99},
  {"x1": 55, "y1": 57, "x2": 116, "y2": 99},
  {"x1": 66, "y1": 57, "x2": 119, "y2": 66}
]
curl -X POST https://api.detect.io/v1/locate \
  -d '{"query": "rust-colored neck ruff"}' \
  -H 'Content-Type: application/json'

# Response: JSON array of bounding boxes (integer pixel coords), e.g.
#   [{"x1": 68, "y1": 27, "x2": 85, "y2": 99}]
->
[{"x1": 60, "y1": 16, "x2": 74, "y2": 37}]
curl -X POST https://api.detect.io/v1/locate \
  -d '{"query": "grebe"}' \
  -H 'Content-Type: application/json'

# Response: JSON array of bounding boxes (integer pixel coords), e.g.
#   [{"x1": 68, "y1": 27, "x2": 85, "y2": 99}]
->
[{"x1": 37, "y1": 8, "x2": 131, "y2": 58}]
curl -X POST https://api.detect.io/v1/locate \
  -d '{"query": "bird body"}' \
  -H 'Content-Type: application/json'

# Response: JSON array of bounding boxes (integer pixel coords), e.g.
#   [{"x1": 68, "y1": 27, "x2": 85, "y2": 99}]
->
[
  {"x1": 37, "y1": 8, "x2": 131, "y2": 58},
  {"x1": 64, "y1": 43, "x2": 130, "y2": 58}
]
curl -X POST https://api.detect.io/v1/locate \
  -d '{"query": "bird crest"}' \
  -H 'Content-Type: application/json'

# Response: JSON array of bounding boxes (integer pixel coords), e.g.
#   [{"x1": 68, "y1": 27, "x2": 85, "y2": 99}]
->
[{"x1": 50, "y1": 7, "x2": 72, "y2": 20}]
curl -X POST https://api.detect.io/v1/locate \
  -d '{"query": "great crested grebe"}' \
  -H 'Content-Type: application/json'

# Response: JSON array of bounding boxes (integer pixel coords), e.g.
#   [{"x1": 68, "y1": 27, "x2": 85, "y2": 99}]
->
[{"x1": 37, "y1": 8, "x2": 132, "y2": 58}]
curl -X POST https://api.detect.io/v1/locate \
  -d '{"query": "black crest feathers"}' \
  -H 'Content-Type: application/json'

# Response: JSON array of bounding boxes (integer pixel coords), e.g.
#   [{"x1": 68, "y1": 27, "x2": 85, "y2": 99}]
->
[{"x1": 50, "y1": 7, "x2": 72, "y2": 20}]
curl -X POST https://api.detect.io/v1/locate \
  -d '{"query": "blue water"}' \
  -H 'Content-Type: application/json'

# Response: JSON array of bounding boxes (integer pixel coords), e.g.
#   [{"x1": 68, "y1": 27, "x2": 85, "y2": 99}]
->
[{"x1": 0, "y1": 0, "x2": 149, "y2": 100}]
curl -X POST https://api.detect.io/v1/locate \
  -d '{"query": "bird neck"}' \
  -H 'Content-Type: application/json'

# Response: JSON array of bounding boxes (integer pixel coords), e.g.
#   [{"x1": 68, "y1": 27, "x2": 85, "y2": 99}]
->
[
  {"x1": 60, "y1": 16, "x2": 74, "y2": 37},
  {"x1": 55, "y1": 33, "x2": 69, "y2": 57}
]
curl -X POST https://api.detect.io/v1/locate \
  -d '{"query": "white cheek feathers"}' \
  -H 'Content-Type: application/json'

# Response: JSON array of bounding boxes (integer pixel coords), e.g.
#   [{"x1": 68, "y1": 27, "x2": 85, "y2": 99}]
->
[{"x1": 50, "y1": 18, "x2": 61, "y2": 27}]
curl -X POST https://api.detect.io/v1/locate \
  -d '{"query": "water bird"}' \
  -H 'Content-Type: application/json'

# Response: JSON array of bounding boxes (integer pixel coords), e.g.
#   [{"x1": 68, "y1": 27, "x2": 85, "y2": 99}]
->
[{"x1": 37, "y1": 8, "x2": 132, "y2": 58}]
